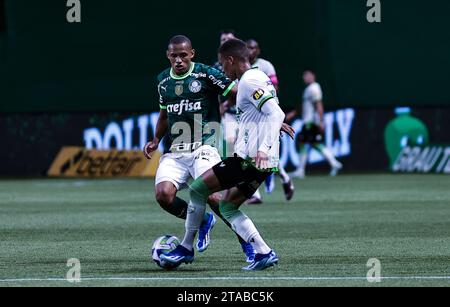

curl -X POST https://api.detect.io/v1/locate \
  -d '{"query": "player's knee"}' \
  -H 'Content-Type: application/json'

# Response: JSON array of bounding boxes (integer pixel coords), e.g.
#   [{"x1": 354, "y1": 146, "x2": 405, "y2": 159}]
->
[
  {"x1": 189, "y1": 179, "x2": 211, "y2": 203},
  {"x1": 207, "y1": 193, "x2": 221, "y2": 206},
  {"x1": 155, "y1": 189, "x2": 175, "y2": 209}
]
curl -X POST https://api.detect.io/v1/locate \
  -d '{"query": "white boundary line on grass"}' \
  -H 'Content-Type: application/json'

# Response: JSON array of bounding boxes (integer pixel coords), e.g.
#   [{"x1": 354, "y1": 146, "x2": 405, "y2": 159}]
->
[{"x1": 0, "y1": 276, "x2": 449, "y2": 283}]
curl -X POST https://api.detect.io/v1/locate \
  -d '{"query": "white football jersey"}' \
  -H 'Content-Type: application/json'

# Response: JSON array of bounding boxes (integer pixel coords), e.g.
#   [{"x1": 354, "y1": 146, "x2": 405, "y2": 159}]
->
[
  {"x1": 252, "y1": 58, "x2": 276, "y2": 77},
  {"x1": 302, "y1": 82, "x2": 323, "y2": 124},
  {"x1": 235, "y1": 68, "x2": 281, "y2": 169}
]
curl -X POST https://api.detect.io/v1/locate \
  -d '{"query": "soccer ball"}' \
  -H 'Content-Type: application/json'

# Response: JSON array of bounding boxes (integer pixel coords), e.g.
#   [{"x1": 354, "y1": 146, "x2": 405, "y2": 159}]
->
[{"x1": 151, "y1": 235, "x2": 181, "y2": 270}]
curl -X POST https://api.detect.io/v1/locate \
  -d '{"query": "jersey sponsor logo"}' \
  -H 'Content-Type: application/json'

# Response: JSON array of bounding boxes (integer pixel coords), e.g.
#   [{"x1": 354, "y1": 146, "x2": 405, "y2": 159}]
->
[
  {"x1": 208, "y1": 75, "x2": 227, "y2": 90},
  {"x1": 189, "y1": 80, "x2": 202, "y2": 93},
  {"x1": 167, "y1": 100, "x2": 202, "y2": 115},
  {"x1": 170, "y1": 141, "x2": 202, "y2": 153},
  {"x1": 252, "y1": 89, "x2": 265, "y2": 100},
  {"x1": 191, "y1": 72, "x2": 207, "y2": 78}
]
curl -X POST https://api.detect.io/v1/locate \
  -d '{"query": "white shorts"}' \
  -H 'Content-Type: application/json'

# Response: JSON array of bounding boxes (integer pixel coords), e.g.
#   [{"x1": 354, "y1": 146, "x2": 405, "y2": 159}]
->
[{"x1": 155, "y1": 145, "x2": 222, "y2": 190}]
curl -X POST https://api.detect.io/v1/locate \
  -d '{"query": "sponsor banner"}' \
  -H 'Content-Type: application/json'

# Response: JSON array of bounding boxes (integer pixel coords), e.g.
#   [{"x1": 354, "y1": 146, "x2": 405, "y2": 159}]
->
[
  {"x1": 1, "y1": 107, "x2": 449, "y2": 176},
  {"x1": 82, "y1": 108, "x2": 356, "y2": 172},
  {"x1": 0, "y1": 112, "x2": 161, "y2": 176},
  {"x1": 48, "y1": 147, "x2": 162, "y2": 178},
  {"x1": 393, "y1": 146, "x2": 450, "y2": 174},
  {"x1": 384, "y1": 107, "x2": 450, "y2": 174}
]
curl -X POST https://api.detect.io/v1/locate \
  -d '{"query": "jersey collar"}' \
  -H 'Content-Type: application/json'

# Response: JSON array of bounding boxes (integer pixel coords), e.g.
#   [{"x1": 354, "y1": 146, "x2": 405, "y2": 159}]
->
[
  {"x1": 170, "y1": 62, "x2": 195, "y2": 80},
  {"x1": 251, "y1": 58, "x2": 259, "y2": 69},
  {"x1": 240, "y1": 67, "x2": 259, "y2": 80}
]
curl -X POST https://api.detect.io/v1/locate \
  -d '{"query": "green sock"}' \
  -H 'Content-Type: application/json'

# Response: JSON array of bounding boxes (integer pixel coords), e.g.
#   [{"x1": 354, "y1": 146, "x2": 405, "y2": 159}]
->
[{"x1": 209, "y1": 201, "x2": 246, "y2": 244}]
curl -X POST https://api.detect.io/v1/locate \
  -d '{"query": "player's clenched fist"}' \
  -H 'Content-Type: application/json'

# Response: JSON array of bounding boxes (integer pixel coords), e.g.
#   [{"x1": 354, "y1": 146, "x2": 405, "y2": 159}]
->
[
  {"x1": 255, "y1": 151, "x2": 270, "y2": 170},
  {"x1": 143, "y1": 139, "x2": 159, "y2": 159}
]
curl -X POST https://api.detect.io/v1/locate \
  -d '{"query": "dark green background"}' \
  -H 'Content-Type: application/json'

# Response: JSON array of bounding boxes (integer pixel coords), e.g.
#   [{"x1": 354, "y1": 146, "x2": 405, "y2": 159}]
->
[{"x1": 1, "y1": 0, "x2": 449, "y2": 112}]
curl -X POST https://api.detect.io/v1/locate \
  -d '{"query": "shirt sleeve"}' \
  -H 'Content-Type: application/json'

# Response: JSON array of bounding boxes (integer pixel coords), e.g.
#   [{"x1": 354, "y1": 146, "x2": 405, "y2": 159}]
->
[
  {"x1": 258, "y1": 100, "x2": 285, "y2": 155},
  {"x1": 157, "y1": 80, "x2": 167, "y2": 110},
  {"x1": 244, "y1": 78, "x2": 275, "y2": 110},
  {"x1": 206, "y1": 66, "x2": 236, "y2": 98},
  {"x1": 265, "y1": 61, "x2": 279, "y2": 87},
  {"x1": 310, "y1": 84, "x2": 323, "y2": 103},
  {"x1": 265, "y1": 61, "x2": 277, "y2": 78}
]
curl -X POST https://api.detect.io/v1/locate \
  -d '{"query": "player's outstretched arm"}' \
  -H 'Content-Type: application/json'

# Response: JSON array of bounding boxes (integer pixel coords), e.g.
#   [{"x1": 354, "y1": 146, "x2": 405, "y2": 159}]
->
[
  {"x1": 257, "y1": 99, "x2": 285, "y2": 169},
  {"x1": 281, "y1": 123, "x2": 295, "y2": 139},
  {"x1": 143, "y1": 109, "x2": 168, "y2": 159},
  {"x1": 285, "y1": 105, "x2": 300, "y2": 123},
  {"x1": 220, "y1": 84, "x2": 238, "y2": 116}
]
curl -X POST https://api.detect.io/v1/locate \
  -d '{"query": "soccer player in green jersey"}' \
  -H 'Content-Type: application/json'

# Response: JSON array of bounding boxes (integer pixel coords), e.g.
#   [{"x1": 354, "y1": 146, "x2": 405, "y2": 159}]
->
[
  {"x1": 161, "y1": 39, "x2": 295, "y2": 271},
  {"x1": 144, "y1": 35, "x2": 255, "y2": 262}
]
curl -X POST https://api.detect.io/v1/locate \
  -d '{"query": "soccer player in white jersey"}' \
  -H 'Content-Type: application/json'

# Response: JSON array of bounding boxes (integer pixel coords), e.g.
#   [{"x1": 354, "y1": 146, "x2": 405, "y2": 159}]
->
[
  {"x1": 214, "y1": 31, "x2": 269, "y2": 205},
  {"x1": 287, "y1": 70, "x2": 343, "y2": 178},
  {"x1": 161, "y1": 39, "x2": 295, "y2": 271},
  {"x1": 247, "y1": 39, "x2": 294, "y2": 200}
]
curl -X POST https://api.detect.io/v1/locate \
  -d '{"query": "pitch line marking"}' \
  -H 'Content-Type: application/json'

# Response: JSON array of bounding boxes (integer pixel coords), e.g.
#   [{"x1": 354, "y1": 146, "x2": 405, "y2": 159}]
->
[{"x1": 0, "y1": 276, "x2": 449, "y2": 283}]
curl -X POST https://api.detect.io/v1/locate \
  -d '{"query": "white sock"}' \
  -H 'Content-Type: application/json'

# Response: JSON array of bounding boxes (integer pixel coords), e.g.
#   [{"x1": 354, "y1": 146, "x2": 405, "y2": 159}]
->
[
  {"x1": 230, "y1": 212, "x2": 271, "y2": 255},
  {"x1": 278, "y1": 165, "x2": 290, "y2": 184},
  {"x1": 298, "y1": 148, "x2": 308, "y2": 173},
  {"x1": 252, "y1": 189, "x2": 262, "y2": 200},
  {"x1": 320, "y1": 146, "x2": 341, "y2": 168},
  {"x1": 181, "y1": 201, "x2": 206, "y2": 251}
]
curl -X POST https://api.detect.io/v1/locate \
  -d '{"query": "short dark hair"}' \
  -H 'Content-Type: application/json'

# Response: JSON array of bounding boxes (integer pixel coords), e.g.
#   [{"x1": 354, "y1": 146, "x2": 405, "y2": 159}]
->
[
  {"x1": 246, "y1": 38, "x2": 258, "y2": 45},
  {"x1": 168, "y1": 35, "x2": 192, "y2": 48},
  {"x1": 303, "y1": 68, "x2": 316, "y2": 75},
  {"x1": 220, "y1": 29, "x2": 236, "y2": 36},
  {"x1": 218, "y1": 39, "x2": 250, "y2": 61}
]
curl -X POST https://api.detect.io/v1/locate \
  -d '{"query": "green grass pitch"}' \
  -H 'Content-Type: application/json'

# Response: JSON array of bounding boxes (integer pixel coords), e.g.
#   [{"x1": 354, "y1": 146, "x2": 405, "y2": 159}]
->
[{"x1": 0, "y1": 174, "x2": 449, "y2": 287}]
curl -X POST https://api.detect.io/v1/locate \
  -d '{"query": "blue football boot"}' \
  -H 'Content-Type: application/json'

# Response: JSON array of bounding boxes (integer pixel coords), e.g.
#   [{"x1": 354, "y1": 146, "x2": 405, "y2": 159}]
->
[
  {"x1": 242, "y1": 250, "x2": 279, "y2": 271},
  {"x1": 241, "y1": 242, "x2": 256, "y2": 263},
  {"x1": 196, "y1": 213, "x2": 216, "y2": 252},
  {"x1": 160, "y1": 245, "x2": 194, "y2": 266}
]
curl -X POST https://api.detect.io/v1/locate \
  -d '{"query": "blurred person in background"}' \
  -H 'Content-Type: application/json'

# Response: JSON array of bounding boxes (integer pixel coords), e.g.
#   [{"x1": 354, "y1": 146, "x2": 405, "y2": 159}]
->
[
  {"x1": 247, "y1": 39, "x2": 294, "y2": 200},
  {"x1": 213, "y1": 30, "x2": 238, "y2": 159},
  {"x1": 213, "y1": 29, "x2": 237, "y2": 71},
  {"x1": 286, "y1": 70, "x2": 343, "y2": 178}
]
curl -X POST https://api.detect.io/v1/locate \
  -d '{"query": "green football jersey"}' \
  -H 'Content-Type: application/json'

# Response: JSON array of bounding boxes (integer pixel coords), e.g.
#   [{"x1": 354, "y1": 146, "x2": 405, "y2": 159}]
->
[{"x1": 157, "y1": 62, "x2": 235, "y2": 152}]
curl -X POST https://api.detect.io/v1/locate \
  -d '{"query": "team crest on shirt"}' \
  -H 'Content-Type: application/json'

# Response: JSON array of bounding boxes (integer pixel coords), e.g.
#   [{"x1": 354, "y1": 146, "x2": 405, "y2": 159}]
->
[
  {"x1": 252, "y1": 89, "x2": 265, "y2": 100},
  {"x1": 189, "y1": 80, "x2": 202, "y2": 93},
  {"x1": 175, "y1": 84, "x2": 184, "y2": 96}
]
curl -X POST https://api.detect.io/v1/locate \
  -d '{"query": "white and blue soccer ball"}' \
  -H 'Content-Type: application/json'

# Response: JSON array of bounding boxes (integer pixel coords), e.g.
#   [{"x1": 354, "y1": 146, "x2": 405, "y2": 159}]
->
[{"x1": 151, "y1": 235, "x2": 181, "y2": 270}]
